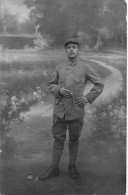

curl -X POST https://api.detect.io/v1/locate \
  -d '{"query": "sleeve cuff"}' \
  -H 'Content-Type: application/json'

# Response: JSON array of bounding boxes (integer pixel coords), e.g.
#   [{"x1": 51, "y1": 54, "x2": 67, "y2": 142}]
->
[
  {"x1": 85, "y1": 96, "x2": 90, "y2": 104},
  {"x1": 58, "y1": 87, "x2": 63, "y2": 96}
]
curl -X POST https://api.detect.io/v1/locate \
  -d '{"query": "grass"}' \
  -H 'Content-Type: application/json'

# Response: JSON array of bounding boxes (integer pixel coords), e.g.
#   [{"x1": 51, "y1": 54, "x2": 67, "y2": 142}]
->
[{"x1": 0, "y1": 61, "x2": 55, "y2": 95}]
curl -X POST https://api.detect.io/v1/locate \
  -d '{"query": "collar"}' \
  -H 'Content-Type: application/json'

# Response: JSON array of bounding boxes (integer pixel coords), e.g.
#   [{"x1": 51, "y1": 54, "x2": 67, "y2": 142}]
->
[{"x1": 67, "y1": 58, "x2": 77, "y2": 66}]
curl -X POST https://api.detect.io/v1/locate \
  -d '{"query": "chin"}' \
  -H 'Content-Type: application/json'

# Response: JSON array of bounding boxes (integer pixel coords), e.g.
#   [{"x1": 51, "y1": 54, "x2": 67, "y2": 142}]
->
[{"x1": 69, "y1": 55, "x2": 76, "y2": 58}]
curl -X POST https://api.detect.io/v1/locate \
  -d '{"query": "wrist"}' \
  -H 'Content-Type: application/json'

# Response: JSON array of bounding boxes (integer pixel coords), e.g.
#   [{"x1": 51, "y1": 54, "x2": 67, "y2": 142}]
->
[
  {"x1": 84, "y1": 96, "x2": 89, "y2": 103},
  {"x1": 58, "y1": 87, "x2": 63, "y2": 96}
]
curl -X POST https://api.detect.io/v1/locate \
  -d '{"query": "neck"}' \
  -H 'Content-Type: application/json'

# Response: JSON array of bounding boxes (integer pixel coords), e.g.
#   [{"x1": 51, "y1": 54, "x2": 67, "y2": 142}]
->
[
  {"x1": 68, "y1": 56, "x2": 77, "y2": 63},
  {"x1": 67, "y1": 56, "x2": 78, "y2": 66}
]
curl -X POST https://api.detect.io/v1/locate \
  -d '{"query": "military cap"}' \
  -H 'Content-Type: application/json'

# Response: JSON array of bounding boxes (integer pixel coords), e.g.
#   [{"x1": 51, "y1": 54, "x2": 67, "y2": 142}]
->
[{"x1": 64, "y1": 37, "x2": 80, "y2": 47}]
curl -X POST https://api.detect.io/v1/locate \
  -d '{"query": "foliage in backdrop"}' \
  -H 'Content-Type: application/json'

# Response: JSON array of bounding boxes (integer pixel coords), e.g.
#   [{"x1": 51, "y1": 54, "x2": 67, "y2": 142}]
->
[{"x1": 24, "y1": 0, "x2": 126, "y2": 49}]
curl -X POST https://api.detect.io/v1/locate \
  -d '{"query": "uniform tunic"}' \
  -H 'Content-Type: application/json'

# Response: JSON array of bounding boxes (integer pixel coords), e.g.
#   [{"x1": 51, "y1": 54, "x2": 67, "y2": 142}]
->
[{"x1": 48, "y1": 59, "x2": 104, "y2": 120}]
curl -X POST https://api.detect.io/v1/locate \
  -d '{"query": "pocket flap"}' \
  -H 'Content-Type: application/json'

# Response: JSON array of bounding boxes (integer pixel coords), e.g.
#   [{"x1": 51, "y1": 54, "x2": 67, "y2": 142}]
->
[
  {"x1": 59, "y1": 78, "x2": 65, "y2": 83},
  {"x1": 74, "y1": 78, "x2": 84, "y2": 83}
]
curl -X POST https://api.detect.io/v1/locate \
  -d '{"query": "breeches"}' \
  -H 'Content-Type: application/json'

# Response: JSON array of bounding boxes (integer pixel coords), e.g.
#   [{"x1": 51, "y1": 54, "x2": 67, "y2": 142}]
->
[
  {"x1": 51, "y1": 115, "x2": 84, "y2": 167},
  {"x1": 52, "y1": 115, "x2": 83, "y2": 142}
]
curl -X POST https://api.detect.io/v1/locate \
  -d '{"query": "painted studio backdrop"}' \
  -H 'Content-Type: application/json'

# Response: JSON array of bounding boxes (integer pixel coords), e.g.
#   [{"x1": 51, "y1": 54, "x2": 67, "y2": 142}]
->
[{"x1": 0, "y1": 0, "x2": 126, "y2": 195}]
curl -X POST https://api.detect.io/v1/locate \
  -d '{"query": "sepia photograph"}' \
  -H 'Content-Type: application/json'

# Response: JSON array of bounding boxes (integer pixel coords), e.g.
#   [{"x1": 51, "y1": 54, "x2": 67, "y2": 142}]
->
[{"x1": 0, "y1": 0, "x2": 127, "y2": 194}]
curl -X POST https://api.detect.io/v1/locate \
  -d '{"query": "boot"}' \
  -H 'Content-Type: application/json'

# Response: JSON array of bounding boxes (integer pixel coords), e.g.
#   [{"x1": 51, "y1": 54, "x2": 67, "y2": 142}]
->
[
  {"x1": 38, "y1": 167, "x2": 60, "y2": 180},
  {"x1": 68, "y1": 164, "x2": 79, "y2": 179}
]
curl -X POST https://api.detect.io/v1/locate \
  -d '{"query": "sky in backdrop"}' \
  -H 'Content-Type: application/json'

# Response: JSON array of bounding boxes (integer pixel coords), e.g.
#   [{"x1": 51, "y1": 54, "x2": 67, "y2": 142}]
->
[{"x1": 1, "y1": 0, "x2": 30, "y2": 23}]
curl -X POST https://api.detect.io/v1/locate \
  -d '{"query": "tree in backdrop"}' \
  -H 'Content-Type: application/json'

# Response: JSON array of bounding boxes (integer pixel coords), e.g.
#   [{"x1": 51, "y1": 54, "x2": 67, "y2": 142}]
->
[
  {"x1": 0, "y1": 7, "x2": 35, "y2": 34},
  {"x1": 25, "y1": 0, "x2": 126, "y2": 48},
  {"x1": 0, "y1": 13, "x2": 19, "y2": 34},
  {"x1": 19, "y1": 19, "x2": 35, "y2": 34},
  {"x1": 109, "y1": 0, "x2": 127, "y2": 47}
]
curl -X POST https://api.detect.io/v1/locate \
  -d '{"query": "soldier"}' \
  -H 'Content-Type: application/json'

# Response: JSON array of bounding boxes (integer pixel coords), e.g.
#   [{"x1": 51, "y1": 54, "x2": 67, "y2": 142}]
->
[{"x1": 39, "y1": 37, "x2": 104, "y2": 180}]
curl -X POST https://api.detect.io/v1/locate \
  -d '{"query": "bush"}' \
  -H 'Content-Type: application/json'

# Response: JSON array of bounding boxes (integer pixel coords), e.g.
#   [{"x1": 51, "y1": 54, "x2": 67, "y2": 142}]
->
[
  {"x1": 33, "y1": 33, "x2": 54, "y2": 49},
  {"x1": 91, "y1": 95, "x2": 126, "y2": 140},
  {"x1": 0, "y1": 84, "x2": 48, "y2": 136},
  {"x1": 0, "y1": 94, "x2": 28, "y2": 136}
]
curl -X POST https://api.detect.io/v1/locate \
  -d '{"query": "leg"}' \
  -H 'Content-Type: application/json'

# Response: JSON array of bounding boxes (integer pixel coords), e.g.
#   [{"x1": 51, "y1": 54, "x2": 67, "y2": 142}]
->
[
  {"x1": 39, "y1": 116, "x2": 67, "y2": 180},
  {"x1": 68, "y1": 118, "x2": 83, "y2": 179},
  {"x1": 51, "y1": 116, "x2": 67, "y2": 168},
  {"x1": 68, "y1": 118, "x2": 83, "y2": 165}
]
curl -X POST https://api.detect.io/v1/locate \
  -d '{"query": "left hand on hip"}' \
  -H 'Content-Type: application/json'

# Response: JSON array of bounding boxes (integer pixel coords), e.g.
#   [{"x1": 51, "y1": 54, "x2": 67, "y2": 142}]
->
[{"x1": 75, "y1": 96, "x2": 88, "y2": 108}]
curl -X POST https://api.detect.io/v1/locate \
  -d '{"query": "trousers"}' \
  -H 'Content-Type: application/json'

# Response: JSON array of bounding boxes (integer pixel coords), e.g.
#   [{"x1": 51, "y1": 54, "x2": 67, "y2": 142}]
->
[{"x1": 51, "y1": 115, "x2": 83, "y2": 168}]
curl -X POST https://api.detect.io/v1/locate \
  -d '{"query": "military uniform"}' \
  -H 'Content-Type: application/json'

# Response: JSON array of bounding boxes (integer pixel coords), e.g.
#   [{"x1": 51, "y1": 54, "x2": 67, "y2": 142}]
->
[
  {"x1": 48, "y1": 57, "x2": 104, "y2": 168},
  {"x1": 39, "y1": 38, "x2": 104, "y2": 180}
]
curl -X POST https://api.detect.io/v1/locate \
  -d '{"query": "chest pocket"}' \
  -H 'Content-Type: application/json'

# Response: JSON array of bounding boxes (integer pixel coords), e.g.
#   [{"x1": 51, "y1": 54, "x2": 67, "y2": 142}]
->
[{"x1": 74, "y1": 78, "x2": 84, "y2": 86}]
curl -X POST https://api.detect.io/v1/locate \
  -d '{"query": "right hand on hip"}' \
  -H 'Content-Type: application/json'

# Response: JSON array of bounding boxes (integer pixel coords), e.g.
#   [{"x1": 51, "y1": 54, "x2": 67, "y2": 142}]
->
[{"x1": 59, "y1": 87, "x2": 73, "y2": 98}]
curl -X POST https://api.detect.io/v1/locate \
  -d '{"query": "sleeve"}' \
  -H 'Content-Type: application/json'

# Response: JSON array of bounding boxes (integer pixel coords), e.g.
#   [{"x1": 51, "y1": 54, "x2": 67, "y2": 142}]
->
[
  {"x1": 85, "y1": 66, "x2": 104, "y2": 104},
  {"x1": 47, "y1": 66, "x2": 62, "y2": 98}
]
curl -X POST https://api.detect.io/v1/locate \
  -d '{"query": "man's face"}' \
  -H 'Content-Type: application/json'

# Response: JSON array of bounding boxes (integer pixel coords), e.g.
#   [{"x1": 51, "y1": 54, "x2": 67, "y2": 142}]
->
[{"x1": 65, "y1": 43, "x2": 79, "y2": 59}]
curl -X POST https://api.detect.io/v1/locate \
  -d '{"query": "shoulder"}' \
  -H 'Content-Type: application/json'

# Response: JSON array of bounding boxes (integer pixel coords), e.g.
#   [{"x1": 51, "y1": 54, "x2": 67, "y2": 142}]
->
[
  {"x1": 56, "y1": 62, "x2": 66, "y2": 70},
  {"x1": 78, "y1": 59, "x2": 90, "y2": 71}
]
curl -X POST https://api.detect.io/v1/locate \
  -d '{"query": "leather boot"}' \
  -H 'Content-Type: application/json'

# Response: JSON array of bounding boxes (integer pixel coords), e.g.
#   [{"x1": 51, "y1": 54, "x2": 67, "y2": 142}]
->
[
  {"x1": 68, "y1": 164, "x2": 79, "y2": 179},
  {"x1": 38, "y1": 167, "x2": 60, "y2": 180}
]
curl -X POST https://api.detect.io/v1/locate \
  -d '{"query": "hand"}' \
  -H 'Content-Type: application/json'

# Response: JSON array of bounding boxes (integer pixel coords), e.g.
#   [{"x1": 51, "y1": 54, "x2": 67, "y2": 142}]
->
[
  {"x1": 59, "y1": 87, "x2": 73, "y2": 98},
  {"x1": 75, "y1": 96, "x2": 88, "y2": 108}
]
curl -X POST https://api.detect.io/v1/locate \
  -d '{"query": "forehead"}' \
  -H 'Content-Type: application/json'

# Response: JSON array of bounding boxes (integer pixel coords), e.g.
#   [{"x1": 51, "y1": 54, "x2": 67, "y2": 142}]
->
[{"x1": 66, "y1": 43, "x2": 78, "y2": 48}]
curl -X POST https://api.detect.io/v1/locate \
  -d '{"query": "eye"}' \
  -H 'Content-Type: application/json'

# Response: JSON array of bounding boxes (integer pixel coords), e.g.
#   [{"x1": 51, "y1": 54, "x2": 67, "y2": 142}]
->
[{"x1": 67, "y1": 46, "x2": 71, "y2": 49}]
